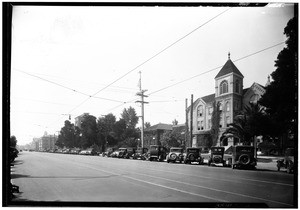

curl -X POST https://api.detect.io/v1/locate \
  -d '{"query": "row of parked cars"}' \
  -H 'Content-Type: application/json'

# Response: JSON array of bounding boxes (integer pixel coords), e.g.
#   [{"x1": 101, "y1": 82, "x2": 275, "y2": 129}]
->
[
  {"x1": 40, "y1": 148, "x2": 99, "y2": 156},
  {"x1": 103, "y1": 145, "x2": 259, "y2": 170}
]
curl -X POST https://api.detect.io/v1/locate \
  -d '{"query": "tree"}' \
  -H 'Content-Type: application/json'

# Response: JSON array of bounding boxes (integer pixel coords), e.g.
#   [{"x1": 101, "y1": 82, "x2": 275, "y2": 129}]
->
[
  {"x1": 259, "y1": 17, "x2": 297, "y2": 149},
  {"x1": 119, "y1": 106, "x2": 140, "y2": 146},
  {"x1": 222, "y1": 103, "x2": 270, "y2": 145},
  {"x1": 113, "y1": 118, "x2": 127, "y2": 143},
  {"x1": 210, "y1": 101, "x2": 221, "y2": 146},
  {"x1": 121, "y1": 106, "x2": 139, "y2": 129},
  {"x1": 160, "y1": 130, "x2": 182, "y2": 150},
  {"x1": 10, "y1": 136, "x2": 17, "y2": 148},
  {"x1": 97, "y1": 113, "x2": 116, "y2": 151},
  {"x1": 57, "y1": 120, "x2": 77, "y2": 148},
  {"x1": 145, "y1": 122, "x2": 151, "y2": 129},
  {"x1": 80, "y1": 114, "x2": 97, "y2": 148}
]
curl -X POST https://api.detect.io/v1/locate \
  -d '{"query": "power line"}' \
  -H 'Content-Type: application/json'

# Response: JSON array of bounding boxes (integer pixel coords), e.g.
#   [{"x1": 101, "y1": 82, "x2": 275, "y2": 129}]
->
[
  {"x1": 148, "y1": 41, "x2": 286, "y2": 96},
  {"x1": 64, "y1": 8, "x2": 232, "y2": 115},
  {"x1": 13, "y1": 68, "x2": 125, "y2": 103}
]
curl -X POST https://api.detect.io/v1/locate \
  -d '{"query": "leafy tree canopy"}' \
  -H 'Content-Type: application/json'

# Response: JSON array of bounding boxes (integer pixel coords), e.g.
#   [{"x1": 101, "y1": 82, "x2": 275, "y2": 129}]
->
[
  {"x1": 121, "y1": 106, "x2": 139, "y2": 129},
  {"x1": 259, "y1": 17, "x2": 297, "y2": 136}
]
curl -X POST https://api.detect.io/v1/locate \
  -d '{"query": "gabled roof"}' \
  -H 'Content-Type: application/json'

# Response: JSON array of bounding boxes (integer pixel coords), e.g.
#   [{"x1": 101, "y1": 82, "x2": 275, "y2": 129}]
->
[
  {"x1": 215, "y1": 59, "x2": 244, "y2": 79},
  {"x1": 201, "y1": 93, "x2": 215, "y2": 104},
  {"x1": 144, "y1": 123, "x2": 172, "y2": 132}
]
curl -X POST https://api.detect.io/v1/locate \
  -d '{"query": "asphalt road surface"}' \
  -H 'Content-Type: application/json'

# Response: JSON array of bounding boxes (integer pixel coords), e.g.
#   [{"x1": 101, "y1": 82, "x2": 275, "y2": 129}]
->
[{"x1": 10, "y1": 151, "x2": 295, "y2": 207}]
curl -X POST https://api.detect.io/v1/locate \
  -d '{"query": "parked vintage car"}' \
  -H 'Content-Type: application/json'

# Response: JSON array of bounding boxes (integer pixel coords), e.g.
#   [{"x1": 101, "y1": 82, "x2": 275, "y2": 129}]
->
[
  {"x1": 70, "y1": 148, "x2": 81, "y2": 154},
  {"x1": 167, "y1": 147, "x2": 184, "y2": 163},
  {"x1": 117, "y1": 148, "x2": 128, "y2": 158},
  {"x1": 79, "y1": 148, "x2": 97, "y2": 156},
  {"x1": 230, "y1": 145, "x2": 257, "y2": 169},
  {"x1": 62, "y1": 148, "x2": 71, "y2": 154},
  {"x1": 126, "y1": 147, "x2": 136, "y2": 159},
  {"x1": 277, "y1": 148, "x2": 294, "y2": 173},
  {"x1": 208, "y1": 146, "x2": 226, "y2": 166},
  {"x1": 183, "y1": 147, "x2": 204, "y2": 164},
  {"x1": 132, "y1": 147, "x2": 148, "y2": 160},
  {"x1": 149, "y1": 145, "x2": 168, "y2": 162},
  {"x1": 102, "y1": 147, "x2": 116, "y2": 157}
]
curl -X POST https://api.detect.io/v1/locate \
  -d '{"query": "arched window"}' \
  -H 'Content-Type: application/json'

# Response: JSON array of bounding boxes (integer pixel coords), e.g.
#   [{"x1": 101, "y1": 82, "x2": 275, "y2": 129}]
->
[
  {"x1": 235, "y1": 80, "x2": 240, "y2": 93},
  {"x1": 219, "y1": 102, "x2": 223, "y2": 112},
  {"x1": 220, "y1": 80, "x2": 228, "y2": 95}
]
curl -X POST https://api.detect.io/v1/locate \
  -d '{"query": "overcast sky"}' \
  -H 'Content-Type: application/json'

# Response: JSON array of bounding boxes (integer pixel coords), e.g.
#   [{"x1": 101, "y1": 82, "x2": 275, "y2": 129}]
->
[{"x1": 10, "y1": 4, "x2": 294, "y2": 145}]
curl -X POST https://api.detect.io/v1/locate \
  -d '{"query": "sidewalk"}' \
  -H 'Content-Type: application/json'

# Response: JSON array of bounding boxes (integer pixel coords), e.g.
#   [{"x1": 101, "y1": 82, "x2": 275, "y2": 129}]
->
[{"x1": 256, "y1": 156, "x2": 283, "y2": 171}]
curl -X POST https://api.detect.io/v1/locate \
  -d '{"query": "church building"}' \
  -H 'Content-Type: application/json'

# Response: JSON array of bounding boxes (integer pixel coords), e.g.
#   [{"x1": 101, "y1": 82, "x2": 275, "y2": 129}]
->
[{"x1": 187, "y1": 53, "x2": 268, "y2": 147}]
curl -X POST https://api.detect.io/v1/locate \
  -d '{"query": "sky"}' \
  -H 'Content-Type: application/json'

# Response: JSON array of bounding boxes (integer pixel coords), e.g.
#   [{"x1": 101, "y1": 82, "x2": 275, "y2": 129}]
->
[{"x1": 10, "y1": 3, "x2": 295, "y2": 145}]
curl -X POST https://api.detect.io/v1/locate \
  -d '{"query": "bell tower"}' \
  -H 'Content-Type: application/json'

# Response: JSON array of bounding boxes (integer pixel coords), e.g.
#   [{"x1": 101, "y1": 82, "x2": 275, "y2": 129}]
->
[{"x1": 214, "y1": 53, "x2": 244, "y2": 145}]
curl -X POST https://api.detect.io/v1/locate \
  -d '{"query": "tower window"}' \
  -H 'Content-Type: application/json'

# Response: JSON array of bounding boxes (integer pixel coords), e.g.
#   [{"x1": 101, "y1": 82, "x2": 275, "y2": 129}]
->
[
  {"x1": 236, "y1": 80, "x2": 240, "y2": 93},
  {"x1": 220, "y1": 80, "x2": 228, "y2": 95}
]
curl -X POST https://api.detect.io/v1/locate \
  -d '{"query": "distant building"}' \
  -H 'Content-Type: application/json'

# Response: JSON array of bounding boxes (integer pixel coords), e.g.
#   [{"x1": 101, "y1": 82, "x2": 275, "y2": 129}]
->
[
  {"x1": 144, "y1": 123, "x2": 186, "y2": 147},
  {"x1": 187, "y1": 53, "x2": 267, "y2": 148},
  {"x1": 36, "y1": 133, "x2": 58, "y2": 151}
]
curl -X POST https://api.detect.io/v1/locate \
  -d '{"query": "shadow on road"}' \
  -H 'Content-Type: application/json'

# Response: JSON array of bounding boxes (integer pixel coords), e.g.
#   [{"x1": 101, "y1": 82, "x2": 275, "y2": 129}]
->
[
  {"x1": 12, "y1": 160, "x2": 24, "y2": 165},
  {"x1": 11, "y1": 174, "x2": 31, "y2": 179},
  {"x1": 11, "y1": 173, "x2": 122, "y2": 180}
]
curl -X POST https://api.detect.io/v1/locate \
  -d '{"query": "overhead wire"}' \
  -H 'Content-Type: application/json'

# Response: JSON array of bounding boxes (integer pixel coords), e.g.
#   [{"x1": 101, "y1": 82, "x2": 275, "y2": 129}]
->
[
  {"x1": 105, "y1": 41, "x2": 286, "y2": 113},
  {"x1": 13, "y1": 68, "x2": 125, "y2": 103},
  {"x1": 148, "y1": 41, "x2": 286, "y2": 96},
  {"x1": 63, "y1": 7, "x2": 232, "y2": 116}
]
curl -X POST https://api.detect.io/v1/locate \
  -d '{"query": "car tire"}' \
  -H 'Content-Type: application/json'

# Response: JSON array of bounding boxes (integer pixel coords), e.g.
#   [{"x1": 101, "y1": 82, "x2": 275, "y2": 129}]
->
[{"x1": 239, "y1": 154, "x2": 250, "y2": 165}]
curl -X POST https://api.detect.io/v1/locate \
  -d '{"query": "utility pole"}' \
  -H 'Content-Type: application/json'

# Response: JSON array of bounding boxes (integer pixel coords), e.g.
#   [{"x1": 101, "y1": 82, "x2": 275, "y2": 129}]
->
[
  {"x1": 190, "y1": 94, "x2": 193, "y2": 147},
  {"x1": 185, "y1": 98, "x2": 188, "y2": 149},
  {"x1": 136, "y1": 71, "x2": 148, "y2": 148}
]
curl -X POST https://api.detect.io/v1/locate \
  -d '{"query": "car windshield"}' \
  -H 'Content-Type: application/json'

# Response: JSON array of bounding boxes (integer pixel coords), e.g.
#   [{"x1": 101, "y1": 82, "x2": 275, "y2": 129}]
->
[
  {"x1": 188, "y1": 149, "x2": 199, "y2": 153},
  {"x1": 236, "y1": 147, "x2": 254, "y2": 153},
  {"x1": 150, "y1": 146, "x2": 158, "y2": 150},
  {"x1": 119, "y1": 148, "x2": 126, "y2": 151},
  {"x1": 170, "y1": 148, "x2": 182, "y2": 153}
]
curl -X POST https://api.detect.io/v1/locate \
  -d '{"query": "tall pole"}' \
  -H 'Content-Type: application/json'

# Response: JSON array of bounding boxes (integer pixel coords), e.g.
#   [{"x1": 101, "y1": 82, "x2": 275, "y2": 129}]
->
[
  {"x1": 190, "y1": 94, "x2": 193, "y2": 147},
  {"x1": 185, "y1": 98, "x2": 188, "y2": 149},
  {"x1": 136, "y1": 71, "x2": 148, "y2": 148}
]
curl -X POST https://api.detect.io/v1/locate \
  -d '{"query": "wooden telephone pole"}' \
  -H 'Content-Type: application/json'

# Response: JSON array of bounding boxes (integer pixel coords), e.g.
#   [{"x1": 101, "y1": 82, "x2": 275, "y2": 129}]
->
[{"x1": 136, "y1": 71, "x2": 148, "y2": 148}]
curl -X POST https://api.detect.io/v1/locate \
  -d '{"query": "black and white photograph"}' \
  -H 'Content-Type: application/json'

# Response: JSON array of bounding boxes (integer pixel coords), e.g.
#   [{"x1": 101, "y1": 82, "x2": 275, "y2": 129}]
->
[{"x1": 4, "y1": 2, "x2": 297, "y2": 208}]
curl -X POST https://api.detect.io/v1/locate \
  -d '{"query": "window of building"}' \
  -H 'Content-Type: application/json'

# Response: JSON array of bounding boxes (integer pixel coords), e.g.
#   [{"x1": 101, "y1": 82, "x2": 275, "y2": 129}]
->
[
  {"x1": 208, "y1": 107, "x2": 213, "y2": 115},
  {"x1": 236, "y1": 80, "x2": 240, "y2": 93},
  {"x1": 226, "y1": 116, "x2": 230, "y2": 127},
  {"x1": 220, "y1": 80, "x2": 228, "y2": 95},
  {"x1": 226, "y1": 101, "x2": 230, "y2": 112},
  {"x1": 197, "y1": 105, "x2": 203, "y2": 117},
  {"x1": 197, "y1": 120, "x2": 201, "y2": 130},
  {"x1": 219, "y1": 102, "x2": 223, "y2": 112},
  {"x1": 200, "y1": 121, "x2": 204, "y2": 130},
  {"x1": 219, "y1": 115, "x2": 223, "y2": 128}
]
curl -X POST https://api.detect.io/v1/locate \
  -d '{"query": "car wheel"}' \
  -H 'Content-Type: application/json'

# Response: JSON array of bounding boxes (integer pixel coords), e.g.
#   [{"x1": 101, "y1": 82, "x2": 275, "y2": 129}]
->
[{"x1": 239, "y1": 154, "x2": 250, "y2": 165}]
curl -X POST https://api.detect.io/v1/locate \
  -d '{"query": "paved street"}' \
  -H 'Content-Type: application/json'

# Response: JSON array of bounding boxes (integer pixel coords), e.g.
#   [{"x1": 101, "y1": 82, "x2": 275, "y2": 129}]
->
[{"x1": 10, "y1": 151, "x2": 295, "y2": 207}]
